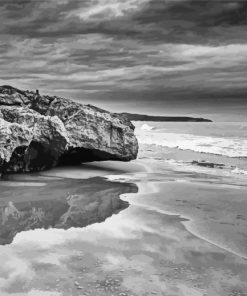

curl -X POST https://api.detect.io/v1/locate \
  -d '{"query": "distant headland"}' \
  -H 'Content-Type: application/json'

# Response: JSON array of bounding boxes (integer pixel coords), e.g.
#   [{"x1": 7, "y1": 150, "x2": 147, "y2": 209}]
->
[{"x1": 120, "y1": 113, "x2": 212, "y2": 122}]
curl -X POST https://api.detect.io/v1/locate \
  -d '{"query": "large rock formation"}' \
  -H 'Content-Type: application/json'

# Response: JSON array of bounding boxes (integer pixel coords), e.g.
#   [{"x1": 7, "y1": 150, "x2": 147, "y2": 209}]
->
[{"x1": 0, "y1": 85, "x2": 138, "y2": 174}]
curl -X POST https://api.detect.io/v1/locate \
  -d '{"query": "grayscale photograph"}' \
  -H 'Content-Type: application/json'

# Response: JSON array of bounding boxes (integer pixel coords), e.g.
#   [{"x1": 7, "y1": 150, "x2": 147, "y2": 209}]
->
[{"x1": 0, "y1": 0, "x2": 247, "y2": 295}]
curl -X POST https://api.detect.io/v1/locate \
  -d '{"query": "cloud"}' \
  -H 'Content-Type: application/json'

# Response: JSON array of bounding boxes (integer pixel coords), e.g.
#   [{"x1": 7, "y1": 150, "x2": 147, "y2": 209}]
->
[
  {"x1": 0, "y1": 0, "x2": 247, "y2": 119},
  {"x1": 1, "y1": 0, "x2": 246, "y2": 42},
  {"x1": 70, "y1": 0, "x2": 148, "y2": 21}
]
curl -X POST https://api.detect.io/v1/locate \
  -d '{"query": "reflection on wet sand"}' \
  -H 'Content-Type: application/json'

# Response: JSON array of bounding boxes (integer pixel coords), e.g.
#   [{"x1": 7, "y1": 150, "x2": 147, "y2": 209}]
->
[
  {"x1": 0, "y1": 158, "x2": 247, "y2": 296},
  {"x1": 0, "y1": 177, "x2": 138, "y2": 245},
  {"x1": 1, "y1": 185, "x2": 246, "y2": 296}
]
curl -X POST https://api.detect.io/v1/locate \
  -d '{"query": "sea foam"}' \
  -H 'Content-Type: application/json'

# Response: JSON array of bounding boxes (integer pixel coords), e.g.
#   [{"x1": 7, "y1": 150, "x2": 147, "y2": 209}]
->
[
  {"x1": 231, "y1": 167, "x2": 247, "y2": 176},
  {"x1": 140, "y1": 123, "x2": 154, "y2": 131},
  {"x1": 136, "y1": 129, "x2": 247, "y2": 158}
]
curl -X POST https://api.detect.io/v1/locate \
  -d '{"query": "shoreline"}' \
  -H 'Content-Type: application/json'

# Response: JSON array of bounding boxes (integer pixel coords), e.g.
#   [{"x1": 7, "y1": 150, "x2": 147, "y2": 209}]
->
[
  {"x1": 121, "y1": 179, "x2": 247, "y2": 261},
  {"x1": 2, "y1": 157, "x2": 247, "y2": 260},
  {"x1": 0, "y1": 156, "x2": 247, "y2": 295}
]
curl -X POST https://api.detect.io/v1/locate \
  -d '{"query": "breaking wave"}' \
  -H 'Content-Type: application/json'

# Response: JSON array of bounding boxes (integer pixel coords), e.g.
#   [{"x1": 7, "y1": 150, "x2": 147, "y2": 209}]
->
[
  {"x1": 140, "y1": 124, "x2": 154, "y2": 131},
  {"x1": 136, "y1": 130, "x2": 247, "y2": 158}
]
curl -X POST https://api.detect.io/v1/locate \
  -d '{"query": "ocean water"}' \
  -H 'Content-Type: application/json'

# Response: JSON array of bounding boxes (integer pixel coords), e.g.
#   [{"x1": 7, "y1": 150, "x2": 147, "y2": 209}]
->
[
  {"x1": 130, "y1": 121, "x2": 247, "y2": 261},
  {"x1": 134, "y1": 121, "x2": 247, "y2": 176}
]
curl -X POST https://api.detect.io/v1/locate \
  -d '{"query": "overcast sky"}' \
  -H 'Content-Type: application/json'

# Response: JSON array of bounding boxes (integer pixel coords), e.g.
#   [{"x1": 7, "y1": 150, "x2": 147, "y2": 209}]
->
[{"x1": 0, "y1": 0, "x2": 247, "y2": 120}]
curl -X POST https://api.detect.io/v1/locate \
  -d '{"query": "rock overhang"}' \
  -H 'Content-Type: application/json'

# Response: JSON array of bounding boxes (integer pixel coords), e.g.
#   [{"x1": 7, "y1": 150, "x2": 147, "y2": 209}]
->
[{"x1": 0, "y1": 86, "x2": 138, "y2": 174}]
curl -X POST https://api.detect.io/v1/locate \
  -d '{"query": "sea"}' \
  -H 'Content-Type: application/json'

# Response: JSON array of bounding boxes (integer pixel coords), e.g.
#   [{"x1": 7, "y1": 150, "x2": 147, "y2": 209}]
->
[{"x1": 134, "y1": 121, "x2": 247, "y2": 177}]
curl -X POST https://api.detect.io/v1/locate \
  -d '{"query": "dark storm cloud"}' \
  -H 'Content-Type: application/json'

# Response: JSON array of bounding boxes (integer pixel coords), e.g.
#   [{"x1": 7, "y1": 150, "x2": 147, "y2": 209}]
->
[
  {"x1": 136, "y1": 0, "x2": 247, "y2": 27},
  {"x1": 0, "y1": 0, "x2": 247, "y2": 118},
  {"x1": 1, "y1": 0, "x2": 246, "y2": 42},
  {"x1": 0, "y1": 0, "x2": 242, "y2": 42},
  {"x1": 132, "y1": 0, "x2": 247, "y2": 43},
  {"x1": 0, "y1": 0, "x2": 84, "y2": 37}
]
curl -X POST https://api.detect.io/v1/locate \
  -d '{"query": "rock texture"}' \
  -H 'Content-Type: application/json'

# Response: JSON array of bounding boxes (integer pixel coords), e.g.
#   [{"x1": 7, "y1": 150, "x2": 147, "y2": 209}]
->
[{"x1": 0, "y1": 85, "x2": 138, "y2": 174}]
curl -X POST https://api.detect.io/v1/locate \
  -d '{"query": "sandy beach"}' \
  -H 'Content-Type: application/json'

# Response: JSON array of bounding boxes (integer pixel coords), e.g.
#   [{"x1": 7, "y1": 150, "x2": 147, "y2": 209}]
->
[{"x1": 0, "y1": 148, "x2": 247, "y2": 296}]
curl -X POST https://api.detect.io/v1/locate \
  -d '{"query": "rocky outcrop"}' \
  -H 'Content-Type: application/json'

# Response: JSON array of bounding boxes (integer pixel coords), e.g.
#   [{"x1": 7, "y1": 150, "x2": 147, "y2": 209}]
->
[{"x1": 0, "y1": 86, "x2": 138, "y2": 174}]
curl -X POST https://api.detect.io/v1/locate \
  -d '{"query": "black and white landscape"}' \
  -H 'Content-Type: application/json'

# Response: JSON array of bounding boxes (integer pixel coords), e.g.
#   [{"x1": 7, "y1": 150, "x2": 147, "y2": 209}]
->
[{"x1": 0, "y1": 1, "x2": 247, "y2": 296}]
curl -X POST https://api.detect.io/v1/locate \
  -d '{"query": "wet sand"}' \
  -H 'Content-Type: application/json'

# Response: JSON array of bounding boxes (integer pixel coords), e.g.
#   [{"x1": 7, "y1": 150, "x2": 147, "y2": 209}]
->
[
  {"x1": 0, "y1": 157, "x2": 247, "y2": 295},
  {"x1": 0, "y1": 176, "x2": 137, "y2": 245}
]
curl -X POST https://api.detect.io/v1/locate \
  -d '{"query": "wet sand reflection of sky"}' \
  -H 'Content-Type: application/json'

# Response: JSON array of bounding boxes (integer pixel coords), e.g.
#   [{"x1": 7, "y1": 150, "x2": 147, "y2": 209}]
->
[{"x1": 0, "y1": 177, "x2": 137, "y2": 245}]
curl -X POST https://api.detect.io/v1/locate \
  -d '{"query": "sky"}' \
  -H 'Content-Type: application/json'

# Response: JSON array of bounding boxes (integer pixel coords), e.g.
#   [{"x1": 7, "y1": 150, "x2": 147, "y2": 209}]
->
[{"x1": 0, "y1": 0, "x2": 247, "y2": 121}]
